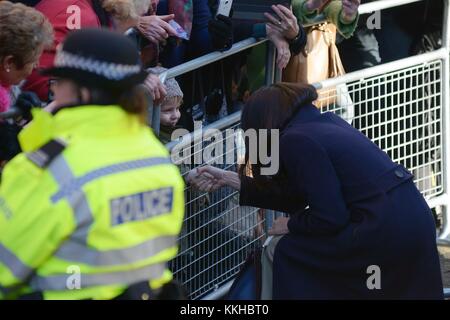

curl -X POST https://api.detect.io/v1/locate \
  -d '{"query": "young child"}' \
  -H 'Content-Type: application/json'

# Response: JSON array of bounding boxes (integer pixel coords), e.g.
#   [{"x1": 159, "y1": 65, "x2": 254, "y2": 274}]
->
[{"x1": 148, "y1": 66, "x2": 183, "y2": 144}]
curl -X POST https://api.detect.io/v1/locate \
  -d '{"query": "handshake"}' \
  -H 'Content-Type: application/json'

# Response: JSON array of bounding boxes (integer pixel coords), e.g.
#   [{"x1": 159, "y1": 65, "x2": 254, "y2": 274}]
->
[
  {"x1": 186, "y1": 165, "x2": 228, "y2": 193},
  {"x1": 186, "y1": 164, "x2": 290, "y2": 236}
]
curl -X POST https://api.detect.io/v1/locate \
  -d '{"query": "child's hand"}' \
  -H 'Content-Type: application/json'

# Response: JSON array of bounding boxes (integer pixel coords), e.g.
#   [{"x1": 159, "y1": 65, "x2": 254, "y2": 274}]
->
[{"x1": 144, "y1": 74, "x2": 167, "y2": 104}]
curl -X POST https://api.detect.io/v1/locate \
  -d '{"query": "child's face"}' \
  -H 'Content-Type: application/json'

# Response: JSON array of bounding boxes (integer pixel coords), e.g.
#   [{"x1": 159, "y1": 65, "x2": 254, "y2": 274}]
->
[{"x1": 160, "y1": 101, "x2": 181, "y2": 127}]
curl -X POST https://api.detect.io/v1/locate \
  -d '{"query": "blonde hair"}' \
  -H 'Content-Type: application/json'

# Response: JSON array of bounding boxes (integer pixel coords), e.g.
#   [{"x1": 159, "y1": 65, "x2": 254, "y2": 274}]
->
[
  {"x1": 102, "y1": 0, "x2": 151, "y2": 21},
  {"x1": 0, "y1": 1, "x2": 53, "y2": 68}
]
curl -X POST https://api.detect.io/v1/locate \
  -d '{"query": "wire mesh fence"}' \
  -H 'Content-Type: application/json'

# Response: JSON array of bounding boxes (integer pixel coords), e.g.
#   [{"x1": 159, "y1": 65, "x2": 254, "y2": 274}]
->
[
  {"x1": 168, "y1": 122, "x2": 265, "y2": 300},
  {"x1": 168, "y1": 59, "x2": 444, "y2": 299},
  {"x1": 321, "y1": 59, "x2": 443, "y2": 199}
]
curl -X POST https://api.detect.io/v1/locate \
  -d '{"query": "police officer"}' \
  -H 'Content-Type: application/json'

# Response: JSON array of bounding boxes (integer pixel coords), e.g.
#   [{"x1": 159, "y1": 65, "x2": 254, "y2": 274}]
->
[{"x1": 0, "y1": 29, "x2": 185, "y2": 300}]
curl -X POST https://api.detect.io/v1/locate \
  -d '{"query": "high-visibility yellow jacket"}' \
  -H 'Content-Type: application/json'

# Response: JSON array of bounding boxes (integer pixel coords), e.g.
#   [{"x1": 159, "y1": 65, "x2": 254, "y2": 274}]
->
[{"x1": 0, "y1": 106, "x2": 185, "y2": 300}]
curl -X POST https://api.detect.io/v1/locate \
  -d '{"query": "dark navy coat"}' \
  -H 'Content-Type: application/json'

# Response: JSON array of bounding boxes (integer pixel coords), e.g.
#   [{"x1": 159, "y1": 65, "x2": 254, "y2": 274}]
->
[{"x1": 240, "y1": 104, "x2": 443, "y2": 299}]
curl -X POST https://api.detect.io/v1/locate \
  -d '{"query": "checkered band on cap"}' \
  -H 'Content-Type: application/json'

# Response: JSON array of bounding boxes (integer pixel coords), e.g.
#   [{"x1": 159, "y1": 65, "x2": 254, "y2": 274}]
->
[{"x1": 54, "y1": 50, "x2": 142, "y2": 81}]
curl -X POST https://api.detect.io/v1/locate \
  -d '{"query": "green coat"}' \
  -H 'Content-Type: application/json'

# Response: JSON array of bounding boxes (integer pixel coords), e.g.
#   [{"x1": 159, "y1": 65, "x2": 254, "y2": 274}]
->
[{"x1": 292, "y1": 0, "x2": 359, "y2": 39}]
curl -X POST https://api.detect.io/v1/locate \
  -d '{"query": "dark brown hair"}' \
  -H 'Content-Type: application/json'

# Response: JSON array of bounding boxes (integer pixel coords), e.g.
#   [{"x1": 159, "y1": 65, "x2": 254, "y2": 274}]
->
[
  {"x1": 69, "y1": 82, "x2": 149, "y2": 123},
  {"x1": 239, "y1": 83, "x2": 318, "y2": 179},
  {"x1": 118, "y1": 85, "x2": 149, "y2": 122}
]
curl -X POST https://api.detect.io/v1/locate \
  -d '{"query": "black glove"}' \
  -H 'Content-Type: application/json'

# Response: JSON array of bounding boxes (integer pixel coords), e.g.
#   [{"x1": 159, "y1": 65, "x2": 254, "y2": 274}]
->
[
  {"x1": 14, "y1": 91, "x2": 42, "y2": 121},
  {"x1": 288, "y1": 26, "x2": 307, "y2": 56},
  {"x1": 0, "y1": 122, "x2": 21, "y2": 163},
  {"x1": 208, "y1": 14, "x2": 233, "y2": 51}
]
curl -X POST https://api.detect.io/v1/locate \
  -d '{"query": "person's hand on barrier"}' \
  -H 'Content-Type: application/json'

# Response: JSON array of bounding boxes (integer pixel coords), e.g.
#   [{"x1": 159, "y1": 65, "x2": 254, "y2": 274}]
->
[
  {"x1": 341, "y1": 0, "x2": 360, "y2": 24},
  {"x1": 144, "y1": 74, "x2": 167, "y2": 104},
  {"x1": 208, "y1": 14, "x2": 233, "y2": 51},
  {"x1": 266, "y1": 24, "x2": 291, "y2": 69},
  {"x1": 268, "y1": 216, "x2": 290, "y2": 236},
  {"x1": 138, "y1": 14, "x2": 177, "y2": 44},
  {"x1": 265, "y1": 5, "x2": 299, "y2": 41}
]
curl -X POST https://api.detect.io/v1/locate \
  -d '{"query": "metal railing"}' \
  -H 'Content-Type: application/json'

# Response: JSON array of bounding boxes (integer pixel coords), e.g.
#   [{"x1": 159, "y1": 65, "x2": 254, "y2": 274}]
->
[
  {"x1": 167, "y1": 113, "x2": 262, "y2": 300},
  {"x1": 1, "y1": 0, "x2": 447, "y2": 300},
  {"x1": 162, "y1": 0, "x2": 450, "y2": 299},
  {"x1": 319, "y1": 52, "x2": 446, "y2": 198},
  {"x1": 152, "y1": 36, "x2": 276, "y2": 300},
  {"x1": 147, "y1": 37, "x2": 268, "y2": 136}
]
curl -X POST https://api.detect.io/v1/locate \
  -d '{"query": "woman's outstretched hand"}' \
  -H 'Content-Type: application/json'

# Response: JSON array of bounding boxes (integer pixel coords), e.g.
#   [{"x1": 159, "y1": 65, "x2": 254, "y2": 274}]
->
[{"x1": 186, "y1": 166, "x2": 227, "y2": 192}]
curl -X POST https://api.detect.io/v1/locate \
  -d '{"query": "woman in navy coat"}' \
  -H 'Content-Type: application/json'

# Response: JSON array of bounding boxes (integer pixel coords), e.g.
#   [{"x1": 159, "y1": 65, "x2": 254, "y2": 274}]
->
[{"x1": 188, "y1": 83, "x2": 443, "y2": 299}]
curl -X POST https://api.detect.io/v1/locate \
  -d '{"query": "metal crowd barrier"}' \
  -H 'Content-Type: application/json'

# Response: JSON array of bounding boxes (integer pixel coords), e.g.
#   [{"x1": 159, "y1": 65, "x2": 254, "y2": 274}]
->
[
  {"x1": 162, "y1": 41, "x2": 272, "y2": 298},
  {"x1": 167, "y1": 117, "x2": 263, "y2": 300},
  {"x1": 162, "y1": 0, "x2": 450, "y2": 299},
  {"x1": 0, "y1": 0, "x2": 447, "y2": 300}
]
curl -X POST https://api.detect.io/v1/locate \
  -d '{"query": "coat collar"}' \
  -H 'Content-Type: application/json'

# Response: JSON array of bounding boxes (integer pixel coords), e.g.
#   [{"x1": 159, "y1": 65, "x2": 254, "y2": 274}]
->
[{"x1": 283, "y1": 104, "x2": 322, "y2": 131}]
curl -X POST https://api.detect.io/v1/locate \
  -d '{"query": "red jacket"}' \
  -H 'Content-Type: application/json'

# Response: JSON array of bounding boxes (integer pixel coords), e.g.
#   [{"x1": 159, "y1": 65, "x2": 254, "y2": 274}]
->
[{"x1": 24, "y1": 0, "x2": 103, "y2": 101}]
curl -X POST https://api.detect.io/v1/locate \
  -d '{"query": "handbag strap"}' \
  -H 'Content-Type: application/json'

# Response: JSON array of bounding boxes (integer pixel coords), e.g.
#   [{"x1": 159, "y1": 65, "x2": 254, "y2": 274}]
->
[{"x1": 304, "y1": 22, "x2": 336, "y2": 53}]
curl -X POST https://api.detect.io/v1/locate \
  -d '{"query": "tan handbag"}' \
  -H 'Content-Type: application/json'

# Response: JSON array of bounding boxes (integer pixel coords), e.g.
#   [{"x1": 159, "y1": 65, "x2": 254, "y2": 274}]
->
[{"x1": 282, "y1": 22, "x2": 346, "y2": 108}]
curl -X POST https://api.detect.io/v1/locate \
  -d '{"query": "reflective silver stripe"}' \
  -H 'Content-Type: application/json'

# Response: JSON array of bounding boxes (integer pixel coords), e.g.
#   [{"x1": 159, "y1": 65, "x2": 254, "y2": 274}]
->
[
  {"x1": 0, "y1": 243, "x2": 33, "y2": 280},
  {"x1": 48, "y1": 156, "x2": 93, "y2": 244},
  {"x1": 48, "y1": 155, "x2": 75, "y2": 188},
  {"x1": 29, "y1": 262, "x2": 166, "y2": 291},
  {"x1": 26, "y1": 150, "x2": 49, "y2": 168},
  {"x1": 54, "y1": 235, "x2": 177, "y2": 266},
  {"x1": 48, "y1": 156, "x2": 176, "y2": 267},
  {"x1": 51, "y1": 157, "x2": 172, "y2": 203}
]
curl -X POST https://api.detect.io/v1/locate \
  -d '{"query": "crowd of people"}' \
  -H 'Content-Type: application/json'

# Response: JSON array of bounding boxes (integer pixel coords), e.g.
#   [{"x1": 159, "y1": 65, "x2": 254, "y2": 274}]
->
[
  {"x1": 1, "y1": 0, "x2": 364, "y2": 163},
  {"x1": 0, "y1": 0, "x2": 446, "y2": 300}
]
